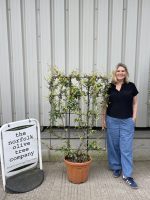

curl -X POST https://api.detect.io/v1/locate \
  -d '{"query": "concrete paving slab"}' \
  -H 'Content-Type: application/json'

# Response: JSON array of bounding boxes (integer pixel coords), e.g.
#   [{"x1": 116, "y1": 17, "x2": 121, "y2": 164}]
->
[{"x1": 0, "y1": 161, "x2": 150, "y2": 200}]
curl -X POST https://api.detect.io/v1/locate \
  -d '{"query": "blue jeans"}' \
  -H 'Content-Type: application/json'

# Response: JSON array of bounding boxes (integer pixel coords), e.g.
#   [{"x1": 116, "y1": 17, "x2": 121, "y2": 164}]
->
[{"x1": 106, "y1": 115, "x2": 135, "y2": 177}]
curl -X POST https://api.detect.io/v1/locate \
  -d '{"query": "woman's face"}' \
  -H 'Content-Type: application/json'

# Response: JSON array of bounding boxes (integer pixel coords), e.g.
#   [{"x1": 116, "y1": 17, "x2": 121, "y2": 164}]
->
[{"x1": 116, "y1": 66, "x2": 127, "y2": 82}]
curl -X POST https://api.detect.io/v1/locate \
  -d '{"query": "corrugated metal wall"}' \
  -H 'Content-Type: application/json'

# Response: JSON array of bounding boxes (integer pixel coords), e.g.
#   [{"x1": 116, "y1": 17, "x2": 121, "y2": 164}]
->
[{"x1": 0, "y1": 0, "x2": 150, "y2": 127}]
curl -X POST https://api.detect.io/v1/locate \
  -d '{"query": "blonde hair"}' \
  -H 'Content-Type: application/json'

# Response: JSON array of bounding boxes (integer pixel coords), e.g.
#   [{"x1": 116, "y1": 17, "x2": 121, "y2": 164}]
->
[{"x1": 112, "y1": 63, "x2": 129, "y2": 84}]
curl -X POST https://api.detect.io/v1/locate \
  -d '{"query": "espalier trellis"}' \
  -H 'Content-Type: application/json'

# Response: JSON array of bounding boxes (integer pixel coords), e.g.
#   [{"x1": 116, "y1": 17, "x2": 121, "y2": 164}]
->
[{"x1": 47, "y1": 67, "x2": 110, "y2": 162}]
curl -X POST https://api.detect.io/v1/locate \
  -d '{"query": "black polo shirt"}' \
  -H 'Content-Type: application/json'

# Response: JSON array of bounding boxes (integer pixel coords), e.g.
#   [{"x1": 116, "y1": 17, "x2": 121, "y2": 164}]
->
[{"x1": 106, "y1": 82, "x2": 139, "y2": 119}]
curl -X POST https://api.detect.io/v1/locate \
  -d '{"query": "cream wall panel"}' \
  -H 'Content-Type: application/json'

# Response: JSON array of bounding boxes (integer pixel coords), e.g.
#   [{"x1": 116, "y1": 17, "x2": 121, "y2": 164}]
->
[
  {"x1": 110, "y1": 0, "x2": 123, "y2": 70},
  {"x1": 0, "y1": 0, "x2": 12, "y2": 123},
  {"x1": 52, "y1": 0, "x2": 67, "y2": 129},
  {"x1": 136, "y1": 0, "x2": 150, "y2": 127},
  {"x1": 40, "y1": 0, "x2": 51, "y2": 126},
  {"x1": 54, "y1": 0, "x2": 65, "y2": 71},
  {"x1": 9, "y1": 0, "x2": 26, "y2": 120},
  {"x1": 97, "y1": 0, "x2": 108, "y2": 75},
  {"x1": 82, "y1": 0, "x2": 94, "y2": 73},
  {"x1": 125, "y1": 0, "x2": 138, "y2": 82},
  {"x1": 23, "y1": 0, "x2": 39, "y2": 119},
  {"x1": 68, "y1": 0, "x2": 79, "y2": 125},
  {"x1": 68, "y1": 0, "x2": 79, "y2": 73},
  {"x1": 0, "y1": 86, "x2": 2, "y2": 125}
]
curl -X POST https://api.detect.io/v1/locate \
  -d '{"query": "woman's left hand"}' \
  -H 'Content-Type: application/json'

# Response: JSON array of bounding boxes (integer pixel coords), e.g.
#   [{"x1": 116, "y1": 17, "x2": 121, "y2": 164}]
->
[{"x1": 132, "y1": 117, "x2": 136, "y2": 123}]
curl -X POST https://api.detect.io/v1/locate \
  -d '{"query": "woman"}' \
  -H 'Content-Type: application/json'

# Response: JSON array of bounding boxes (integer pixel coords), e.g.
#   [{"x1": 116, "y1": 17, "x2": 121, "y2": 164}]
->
[{"x1": 101, "y1": 63, "x2": 139, "y2": 189}]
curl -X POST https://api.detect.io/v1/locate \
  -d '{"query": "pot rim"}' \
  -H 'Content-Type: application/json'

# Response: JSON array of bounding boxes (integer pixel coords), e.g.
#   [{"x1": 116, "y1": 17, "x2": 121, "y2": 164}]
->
[{"x1": 64, "y1": 157, "x2": 92, "y2": 166}]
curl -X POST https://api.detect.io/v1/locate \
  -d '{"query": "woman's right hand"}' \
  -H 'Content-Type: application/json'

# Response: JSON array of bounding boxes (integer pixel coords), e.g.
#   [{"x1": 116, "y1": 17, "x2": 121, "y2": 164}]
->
[{"x1": 101, "y1": 118, "x2": 106, "y2": 130}]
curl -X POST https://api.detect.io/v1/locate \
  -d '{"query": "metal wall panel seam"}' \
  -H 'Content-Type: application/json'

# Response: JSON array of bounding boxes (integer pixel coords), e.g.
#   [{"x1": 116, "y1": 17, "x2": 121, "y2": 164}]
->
[
  {"x1": 50, "y1": 0, "x2": 55, "y2": 68},
  {"x1": 134, "y1": 0, "x2": 142, "y2": 84},
  {"x1": 121, "y1": 0, "x2": 127, "y2": 63},
  {"x1": 64, "y1": 0, "x2": 69, "y2": 74},
  {"x1": 145, "y1": 2, "x2": 150, "y2": 127},
  {"x1": 147, "y1": 61, "x2": 150, "y2": 126},
  {"x1": 79, "y1": 0, "x2": 83, "y2": 73},
  {"x1": 39, "y1": 0, "x2": 51, "y2": 126},
  {"x1": 6, "y1": 0, "x2": 16, "y2": 121},
  {"x1": 20, "y1": 0, "x2": 29, "y2": 118},
  {"x1": 0, "y1": 85, "x2": 2, "y2": 125},
  {"x1": 49, "y1": 0, "x2": 55, "y2": 129},
  {"x1": 78, "y1": 0, "x2": 83, "y2": 128},
  {"x1": 35, "y1": 0, "x2": 42, "y2": 125},
  {"x1": 107, "y1": 0, "x2": 113, "y2": 74},
  {"x1": 64, "y1": 0, "x2": 69, "y2": 126},
  {"x1": 92, "y1": 0, "x2": 98, "y2": 126},
  {"x1": 148, "y1": 62, "x2": 150, "y2": 126},
  {"x1": 93, "y1": 0, "x2": 98, "y2": 71}
]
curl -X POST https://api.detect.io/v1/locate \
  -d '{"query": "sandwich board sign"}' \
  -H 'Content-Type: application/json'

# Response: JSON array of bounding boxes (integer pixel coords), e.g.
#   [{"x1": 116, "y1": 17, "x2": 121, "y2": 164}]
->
[{"x1": 0, "y1": 119, "x2": 43, "y2": 193}]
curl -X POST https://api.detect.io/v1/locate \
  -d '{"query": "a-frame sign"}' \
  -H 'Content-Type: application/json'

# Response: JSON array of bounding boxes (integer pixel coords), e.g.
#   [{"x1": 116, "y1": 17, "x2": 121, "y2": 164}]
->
[{"x1": 0, "y1": 119, "x2": 44, "y2": 193}]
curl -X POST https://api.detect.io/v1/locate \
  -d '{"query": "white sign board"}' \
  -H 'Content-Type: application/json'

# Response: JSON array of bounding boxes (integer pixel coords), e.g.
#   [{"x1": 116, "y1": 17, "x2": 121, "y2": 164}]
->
[
  {"x1": 0, "y1": 119, "x2": 43, "y2": 190},
  {"x1": 3, "y1": 125, "x2": 38, "y2": 176}
]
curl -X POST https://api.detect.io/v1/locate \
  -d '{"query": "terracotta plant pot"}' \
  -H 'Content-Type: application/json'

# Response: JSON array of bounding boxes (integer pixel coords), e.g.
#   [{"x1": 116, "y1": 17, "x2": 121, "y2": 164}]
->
[{"x1": 64, "y1": 158, "x2": 92, "y2": 184}]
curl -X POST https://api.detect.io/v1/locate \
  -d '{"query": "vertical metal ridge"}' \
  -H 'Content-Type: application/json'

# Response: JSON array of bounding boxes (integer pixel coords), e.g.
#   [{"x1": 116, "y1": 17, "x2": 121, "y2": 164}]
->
[
  {"x1": 146, "y1": 60, "x2": 150, "y2": 126},
  {"x1": 93, "y1": 0, "x2": 98, "y2": 71},
  {"x1": 64, "y1": 0, "x2": 69, "y2": 126},
  {"x1": 79, "y1": 0, "x2": 83, "y2": 73},
  {"x1": 35, "y1": 0, "x2": 41, "y2": 123},
  {"x1": 50, "y1": 0, "x2": 55, "y2": 68},
  {"x1": 134, "y1": 0, "x2": 142, "y2": 84},
  {"x1": 6, "y1": 0, "x2": 16, "y2": 121},
  {"x1": 20, "y1": 0, "x2": 29, "y2": 118},
  {"x1": 0, "y1": 85, "x2": 3, "y2": 125},
  {"x1": 107, "y1": 0, "x2": 113, "y2": 73},
  {"x1": 92, "y1": 0, "x2": 98, "y2": 126},
  {"x1": 64, "y1": 0, "x2": 69, "y2": 74},
  {"x1": 121, "y1": 0, "x2": 127, "y2": 63},
  {"x1": 147, "y1": 61, "x2": 150, "y2": 126}
]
